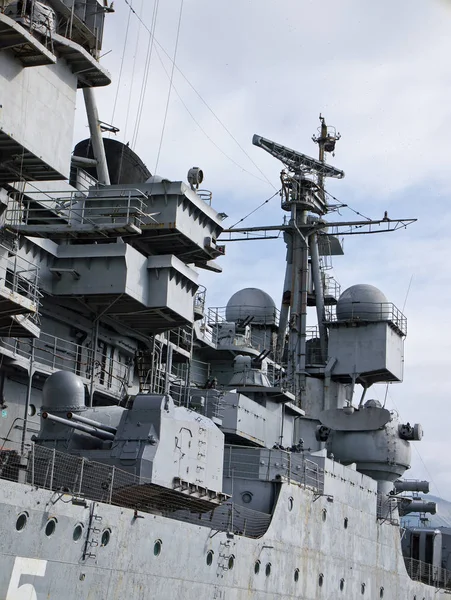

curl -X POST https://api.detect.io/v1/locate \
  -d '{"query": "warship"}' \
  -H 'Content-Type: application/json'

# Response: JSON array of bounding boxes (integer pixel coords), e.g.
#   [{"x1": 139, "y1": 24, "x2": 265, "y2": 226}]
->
[{"x1": 0, "y1": 1, "x2": 449, "y2": 599}]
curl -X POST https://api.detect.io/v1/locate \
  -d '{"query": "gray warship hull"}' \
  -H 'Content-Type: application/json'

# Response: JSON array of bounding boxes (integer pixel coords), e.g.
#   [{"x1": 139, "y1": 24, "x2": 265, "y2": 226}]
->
[{"x1": 0, "y1": 466, "x2": 437, "y2": 600}]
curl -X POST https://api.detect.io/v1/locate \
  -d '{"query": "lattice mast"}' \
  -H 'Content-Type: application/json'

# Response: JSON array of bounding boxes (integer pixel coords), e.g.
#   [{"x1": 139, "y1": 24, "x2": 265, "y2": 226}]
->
[{"x1": 252, "y1": 117, "x2": 343, "y2": 404}]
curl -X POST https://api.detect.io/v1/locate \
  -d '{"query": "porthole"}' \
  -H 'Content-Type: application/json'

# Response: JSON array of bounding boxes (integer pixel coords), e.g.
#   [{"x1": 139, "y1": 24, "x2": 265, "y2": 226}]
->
[
  {"x1": 241, "y1": 491, "x2": 253, "y2": 504},
  {"x1": 101, "y1": 528, "x2": 111, "y2": 547},
  {"x1": 73, "y1": 523, "x2": 84, "y2": 542},
  {"x1": 344, "y1": 517, "x2": 348, "y2": 529},
  {"x1": 288, "y1": 496, "x2": 294, "y2": 511},
  {"x1": 28, "y1": 404, "x2": 36, "y2": 417},
  {"x1": 322, "y1": 508, "x2": 327, "y2": 522},
  {"x1": 228, "y1": 555, "x2": 235, "y2": 570},
  {"x1": 318, "y1": 573, "x2": 324, "y2": 587},
  {"x1": 45, "y1": 518, "x2": 57, "y2": 537},
  {"x1": 254, "y1": 560, "x2": 260, "y2": 575},
  {"x1": 380, "y1": 587, "x2": 384, "y2": 598},
  {"x1": 153, "y1": 538, "x2": 162, "y2": 556},
  {"x1": 294, "y1": 568, "x2": 300, "y2": 583},
  {"x1": 340, "y1": 578, "x2": 345, "y2": 591},
  {"x1": 265, "y1": 562, "x2": 271, "y2": 577},
  {"x1": 206, "y1": 550, "x2": 214, "y2": 566},
  {"x1": 16, "y1": 512, "x2": 28, "y2": 532},
  {"x1": 361, "y1": 582, "x2": 366, "y2": 594}
]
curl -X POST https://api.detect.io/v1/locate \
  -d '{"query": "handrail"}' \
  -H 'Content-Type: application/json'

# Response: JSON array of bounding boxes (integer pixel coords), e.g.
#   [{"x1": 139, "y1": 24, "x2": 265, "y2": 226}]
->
[
  {"x1": 0, "y1": 440, "x2": 271, "y2": 539},
  {"x1": 404, "y1": 556, "x2": 451, "y2": 591},
  {"x1": 325, "y1": 301, "x2": 407, "y2": 336},
  {"x1": 5, "y1": 188, "x2": 153, "y2": 234},
  {"x1": 223, "y1": 445, "x2": 324, "y2": 493}
]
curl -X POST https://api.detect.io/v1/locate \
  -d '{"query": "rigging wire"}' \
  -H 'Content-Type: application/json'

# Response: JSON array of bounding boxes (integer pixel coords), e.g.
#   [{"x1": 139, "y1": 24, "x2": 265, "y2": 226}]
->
[
  {"x1": 383, "y1": 386, "x2": 443, "y2": 499},
  {"x1": 154, "y1": 0, "x2": 184, "y2": 174},
  {"x1": 121, "y1": 0, "x2": 276, "y2": 190},
  {"x1": 324, "y1": 189, "x2": 373, "y2": 221},
  {"x1": 402, "y1": 274, "x2": 414, "y2": 313},
  {"x1": 131, "y1": 0, "x2": 160, "y2": 149},
  {"x1": 152, "y1": 47, "x2": 270, "y2": 186},
  {"x1": 109, "y1": 0, "x2": 132, "y2": 132},
  {"x1": 229, "y1": 189, "x2": 281, "y2": 229},
  {"x1": 381, "y1": 275, "x2": 442, "y2": 497},
  {"x1": 124, "y1": 0, "x2": 144, "y2": 142}
]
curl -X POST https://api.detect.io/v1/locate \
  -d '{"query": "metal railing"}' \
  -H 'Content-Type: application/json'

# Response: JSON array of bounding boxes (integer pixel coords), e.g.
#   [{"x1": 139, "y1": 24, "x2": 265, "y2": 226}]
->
[
  {"x1": 0, "y1": 332, "x2": 131, "y2": 398},
  {"x1": 69, "y1": 165, "x2": 98, "y2": 192},
  {"x1": 208, "y1": 305, "x2": 280, "y2": 328},
  {"x1": 377, "y1": 493, "x2": 399, "y2": 525},
  {"x1": 324, "y1": 275, "x2": 341, "y2": 302},
  {"x1": 175, "y1": 502, "x2": 271, "y2": 538},
  {"x1": 194, "y1": 286, "x2": 206, "y2": 316},
  {"x1": 6, "y1": 189, "x2": 151, "y2": 235},
  {"x1": 197, "y1": 190, "x2": 212, "y2": 206},
  {"x1": 0, "y1": 440, "x2": 271, "y2": 539},
  {"x1": 325, "y1": 301, "x2": 407, "y2": 336},
  {"x1": 223, "y1": 445, "x2": 324, "y2": 492},
  {"x1": 0, "y1": 250, "x2": 41, "y2": 308},
  {"x1": 404, "y1": 557, "x2": 451, "y2": 591}
]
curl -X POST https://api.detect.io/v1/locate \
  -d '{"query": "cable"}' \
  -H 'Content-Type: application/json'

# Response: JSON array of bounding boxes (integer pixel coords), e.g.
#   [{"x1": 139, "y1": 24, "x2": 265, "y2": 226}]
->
[
  {"x1": 152, "y1": 47, "x2": 270, "y2": 185},
  {"x1": 109, "y1": 0, "x2": 132, "y2": 132},
  {"x1": 121, "y1": 0, "x2": 276, "y2": 190},
  {"x1": 154, "y1": 0, "x2": 184, "y2": 174},
  {"x1": 383, "y1": 385, "x2": 443, "y2": 498},
  {"x1": 131, "y1": 0, "x2": 160, "y2": 149},
  {"x1": 402, "y1": 274, "x2": 413, "y2": 313},
  {"x1": 124, "y1": 0, "x2": 144, "y2": 142},
  {"x1": 229, "y1": 190, "x2": 281, "y2": 229},
  {"x1": 324, "y1": 189, "x2": 372, "y2": 221}
]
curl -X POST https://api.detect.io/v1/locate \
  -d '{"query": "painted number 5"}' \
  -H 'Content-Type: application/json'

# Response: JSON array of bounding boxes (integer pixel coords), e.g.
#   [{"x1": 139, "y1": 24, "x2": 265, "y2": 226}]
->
[{"x1": 6, "y1": 557, "x2": 47, "y2": 600}]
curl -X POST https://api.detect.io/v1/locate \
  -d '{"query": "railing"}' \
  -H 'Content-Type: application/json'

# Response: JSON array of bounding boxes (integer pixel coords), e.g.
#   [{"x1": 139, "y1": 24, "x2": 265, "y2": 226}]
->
[
  {"x1": 6, "y1": 188, "x2": 151, "y2": 234},
  {"x1": 223, "y1": 445, "x2": 324, "y2": 492},
  {"x1": 208, "y1": 305, "x2": 280, "y2": 328},
  {"x1": 197, "y1": 189, "x2": 212, "y2": 206},
  {"x1": 69, "y1": 165, "x2": 98, "y2": 192},
  {"x1": 175, "y1": 502, "x2": 271, "y2": 538},
  {"x1": 168, "y1": 325, "x2": 193, "y2": 353},
  {"x1": 377, "y1": 493, "x2": 399, "y2": 525},
  {"x1": 324, "y1": 275, "x2": 341, "y2": 301},
  {"x1": 404, "y1": 557, "x2": 451, "y2": 591},
  {"x1": 0, "y1": 440, "x2": 271, "y2": 539},
  {"x1": 0, "y1": 332, "x2": 131, "y2": 398},
  {"x1": 0, "y1": 249, "x2": 41, "y2": 308},
  {"x1": 194, "y1": 286, "x2": 206, "y2": 316},
  {"x1": 6, "y1": 1, "x2": 56, "y2": 42},
  {"x1": 325, "y1": 301, "x2": 407, "y2": 336}
]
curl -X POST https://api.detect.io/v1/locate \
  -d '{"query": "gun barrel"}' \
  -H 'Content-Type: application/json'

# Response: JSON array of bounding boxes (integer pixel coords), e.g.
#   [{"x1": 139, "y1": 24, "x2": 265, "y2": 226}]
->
[
  {"x1": 67, "y1": 412, "x2": 117, "y2": 434},
  {"x1": 42, "y1": 412, "x2": 115, "y2": 441}
]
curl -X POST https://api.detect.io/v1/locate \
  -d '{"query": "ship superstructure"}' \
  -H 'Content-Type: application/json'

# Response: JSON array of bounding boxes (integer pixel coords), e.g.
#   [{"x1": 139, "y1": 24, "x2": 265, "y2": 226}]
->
[{"x1": 0, "y1": 3, "x2": 448, "y2": 599}]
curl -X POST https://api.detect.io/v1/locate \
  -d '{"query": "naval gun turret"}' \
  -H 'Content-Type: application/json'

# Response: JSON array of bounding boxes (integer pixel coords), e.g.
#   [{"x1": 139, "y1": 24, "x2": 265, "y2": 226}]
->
[
  {"x1": 34, "y1": 371, "x2": 227, "y2": 511},
  {"x1": 317, "y1": 399, "x2": 422, "y2": 496}
]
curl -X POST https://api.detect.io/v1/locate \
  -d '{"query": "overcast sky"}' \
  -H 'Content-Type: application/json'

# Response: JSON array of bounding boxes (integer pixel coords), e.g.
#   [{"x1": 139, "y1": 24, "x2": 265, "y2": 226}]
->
[{"x1": 75, "y1": 0, "x2": 451, "y2": 498}]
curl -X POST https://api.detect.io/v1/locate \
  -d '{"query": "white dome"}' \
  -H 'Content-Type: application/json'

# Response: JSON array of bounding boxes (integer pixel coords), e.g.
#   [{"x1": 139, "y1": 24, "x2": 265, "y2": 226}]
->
[
  {"x1": 336, "y1": 284, "x2": 389, "y2": 321},
  {"x1": 226, "y1": 288, "x2": 277, "y2": 325}
]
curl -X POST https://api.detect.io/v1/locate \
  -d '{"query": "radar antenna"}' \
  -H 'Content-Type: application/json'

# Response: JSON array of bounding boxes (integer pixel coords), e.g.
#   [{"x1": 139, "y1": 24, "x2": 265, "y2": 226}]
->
[{"x1": 220, "y1": 117, "x2": 416, "y2": 409}]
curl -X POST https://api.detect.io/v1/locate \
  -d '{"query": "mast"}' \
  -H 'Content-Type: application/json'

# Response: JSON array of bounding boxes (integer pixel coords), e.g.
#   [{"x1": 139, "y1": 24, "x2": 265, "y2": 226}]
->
[
  {"x1": 222, "y1": 123, "x2": 416, "y2": 409},
  {"x1": 83, "y1": 88, "x2": 111, "y2": 185},
  {"x1": 310, "y1": 115, "x2": 341, "y2": 362},
  {"x1": 253, "y1": 125, "x2": 342, "y2": 404}
]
